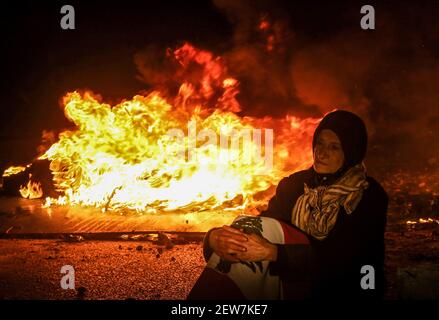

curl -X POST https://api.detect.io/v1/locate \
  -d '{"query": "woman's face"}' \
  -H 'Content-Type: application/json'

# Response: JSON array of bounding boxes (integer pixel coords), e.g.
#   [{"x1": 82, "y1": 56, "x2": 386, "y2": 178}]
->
[{"x1": 313, "y1": 129, "x2": 345, "y2": 174}]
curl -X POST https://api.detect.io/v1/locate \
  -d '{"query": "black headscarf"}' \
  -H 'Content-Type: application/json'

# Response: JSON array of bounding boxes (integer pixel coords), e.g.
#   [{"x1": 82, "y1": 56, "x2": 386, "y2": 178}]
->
[{"x1": 311, "y1": 110, "x2": 368, "y2": 186}]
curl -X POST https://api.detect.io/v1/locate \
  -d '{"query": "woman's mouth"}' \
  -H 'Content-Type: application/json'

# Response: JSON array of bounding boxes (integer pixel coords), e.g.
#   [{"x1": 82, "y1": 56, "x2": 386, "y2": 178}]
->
[{"x1": 316, "y1": 159, "x2": 328, "y2": 166}]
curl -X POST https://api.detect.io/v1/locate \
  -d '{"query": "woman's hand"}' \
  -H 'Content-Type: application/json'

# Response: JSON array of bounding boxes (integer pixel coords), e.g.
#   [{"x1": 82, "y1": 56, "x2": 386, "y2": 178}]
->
[
  {"x1": 209, "y1": 225, "x2": 248, "y2": 262},
  {"x1": 236, "y1": 234, "x2": 278, "y2": 262}
]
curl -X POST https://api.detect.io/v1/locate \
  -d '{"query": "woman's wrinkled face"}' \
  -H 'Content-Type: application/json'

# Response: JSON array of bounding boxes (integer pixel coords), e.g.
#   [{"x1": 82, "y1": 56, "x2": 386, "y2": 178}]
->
[{"x1": 313, "y1": 129, "x2": 345, "y2": 174}]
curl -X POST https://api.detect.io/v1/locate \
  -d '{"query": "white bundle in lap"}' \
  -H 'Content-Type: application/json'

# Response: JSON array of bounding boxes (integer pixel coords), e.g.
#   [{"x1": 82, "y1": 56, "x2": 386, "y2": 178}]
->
[{"x1": 206, "y1": 216, "x2": 286, "y2": 300}]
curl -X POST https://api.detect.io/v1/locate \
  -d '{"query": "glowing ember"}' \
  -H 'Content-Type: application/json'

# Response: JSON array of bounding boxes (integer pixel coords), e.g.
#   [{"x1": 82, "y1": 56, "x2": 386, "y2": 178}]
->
[{"x1": 406, "y1": 218, "x2": 439, "y2": 225}]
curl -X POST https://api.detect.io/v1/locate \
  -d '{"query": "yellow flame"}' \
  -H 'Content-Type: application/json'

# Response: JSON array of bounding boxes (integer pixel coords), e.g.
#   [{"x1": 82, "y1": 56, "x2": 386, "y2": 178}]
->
[
  {"x1": 36, "y1": 90, "x2": 316, "y2": 214},
  {"x1": 2, "y1": 165, "x2": 27, "y2": 177},
  {"x1": 19, "y1": 175, "x2": 43, "y2": 199},
  {"x1": 7, "y1": 44, "x2": 320, "y2": 220}
]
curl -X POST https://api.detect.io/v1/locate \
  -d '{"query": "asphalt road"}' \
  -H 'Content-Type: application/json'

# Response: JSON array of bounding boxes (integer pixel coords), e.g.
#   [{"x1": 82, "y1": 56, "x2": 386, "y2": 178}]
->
[
  {"x1": 0, "y1": 239, "x2": 205, "y2": 300},
  {"x1": 1, "y1": 219, "x2": 439, "y2": 300}
]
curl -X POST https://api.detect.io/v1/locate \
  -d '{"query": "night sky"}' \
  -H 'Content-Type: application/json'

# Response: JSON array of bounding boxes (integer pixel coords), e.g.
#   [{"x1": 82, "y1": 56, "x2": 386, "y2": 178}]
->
[{"x1": 1, "y1": 0, "x2": 438, "y2": 171}]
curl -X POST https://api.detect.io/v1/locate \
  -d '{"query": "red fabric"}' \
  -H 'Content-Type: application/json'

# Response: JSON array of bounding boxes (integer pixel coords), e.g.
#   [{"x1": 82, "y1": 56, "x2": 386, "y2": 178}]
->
[
  {"x1": 187, "y1": 219, "x2": 311, "y2": 300},
  {"x1": 279, "y1": 221, "x2": 310, "y2": 245}
]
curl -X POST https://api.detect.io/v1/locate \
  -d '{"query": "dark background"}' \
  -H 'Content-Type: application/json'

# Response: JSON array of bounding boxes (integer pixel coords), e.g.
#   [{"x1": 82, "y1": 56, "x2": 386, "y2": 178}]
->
[{"x1": 0, "y1": 0, "x2": 438, "y2": 172}]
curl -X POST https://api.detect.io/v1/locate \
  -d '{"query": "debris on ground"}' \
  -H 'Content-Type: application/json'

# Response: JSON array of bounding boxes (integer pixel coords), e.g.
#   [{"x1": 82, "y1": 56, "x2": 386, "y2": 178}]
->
[
  {"x1": 64, "y1": 235, "x2": 84, "y2": 243},
  {"x1": 157, "y1": 232, "x2": 174, "y2": 249}
]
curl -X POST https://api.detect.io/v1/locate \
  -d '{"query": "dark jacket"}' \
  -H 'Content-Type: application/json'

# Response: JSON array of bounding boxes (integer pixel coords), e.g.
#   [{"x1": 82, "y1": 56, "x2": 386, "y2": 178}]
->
[{"x1": 260, "y1": 167, "x2": 388, "y2": 299}]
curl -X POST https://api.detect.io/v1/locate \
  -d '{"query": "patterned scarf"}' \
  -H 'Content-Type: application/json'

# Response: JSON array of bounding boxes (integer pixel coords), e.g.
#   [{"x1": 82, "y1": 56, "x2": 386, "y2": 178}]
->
[{"x1": 291, "y1": 163, "x2": 369, "y2": 240}]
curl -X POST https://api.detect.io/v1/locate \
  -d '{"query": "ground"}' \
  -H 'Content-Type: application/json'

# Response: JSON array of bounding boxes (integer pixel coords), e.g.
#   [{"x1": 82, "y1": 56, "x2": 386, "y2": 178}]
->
[
  {"x1": 1, "y1": 169, "x2": 439, "y2": 300},
  {"x1": 0, "y1": 240, "x2": 205, "y2": 300},
  {"x1": 384, "y1": 220, "x2": 439, "y2": 299},
  {"x1": 1, "y1": 217, "x2": 438, "y2": 300}
]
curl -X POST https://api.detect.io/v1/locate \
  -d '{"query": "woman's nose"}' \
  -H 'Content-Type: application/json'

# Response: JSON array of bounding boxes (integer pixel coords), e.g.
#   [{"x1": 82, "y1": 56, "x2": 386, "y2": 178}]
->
[{"x1": 317, "y1": 146, "x2": 329, "y2": 158}]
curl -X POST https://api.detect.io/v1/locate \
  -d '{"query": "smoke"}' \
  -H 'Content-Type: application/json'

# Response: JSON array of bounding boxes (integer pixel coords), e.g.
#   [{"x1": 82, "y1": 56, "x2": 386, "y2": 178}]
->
[
  {"x1": 215, "y1": 0, "x2": 439, "y2": 170},
  {"x1": 133, "y1": 0, "x2": 439, "y2": 170}
]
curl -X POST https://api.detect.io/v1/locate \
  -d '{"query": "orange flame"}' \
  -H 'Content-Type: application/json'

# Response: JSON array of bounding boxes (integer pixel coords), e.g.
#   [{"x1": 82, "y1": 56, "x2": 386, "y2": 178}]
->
[
  {"x1": 7, "y1": 43, "x2": 320, "y2": 218},
  {"x1": 2, "y1": 165, "x2": 27, "y2": 177},
  {"x1": 19, "y1": 175, "x2": 43, "y2": 199}
]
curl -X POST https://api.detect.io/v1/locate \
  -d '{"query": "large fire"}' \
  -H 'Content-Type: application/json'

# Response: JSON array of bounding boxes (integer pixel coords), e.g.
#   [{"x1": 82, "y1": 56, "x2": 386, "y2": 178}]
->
[{"x1": 2, "y1": 43, "x2": 320, "y2": 218}]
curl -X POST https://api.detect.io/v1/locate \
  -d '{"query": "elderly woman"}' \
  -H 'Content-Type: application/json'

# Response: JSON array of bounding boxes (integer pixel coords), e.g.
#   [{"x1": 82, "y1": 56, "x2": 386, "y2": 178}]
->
[{"x1": 188, "y1": 110, "x2": 388, "y2": 300}]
